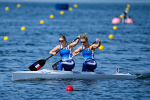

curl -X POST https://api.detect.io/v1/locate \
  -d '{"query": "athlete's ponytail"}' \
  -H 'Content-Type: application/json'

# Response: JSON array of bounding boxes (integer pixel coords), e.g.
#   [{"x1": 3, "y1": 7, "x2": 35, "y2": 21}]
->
[{"x1": 81, "y1": 33, "x2": 88, "y2": 41}]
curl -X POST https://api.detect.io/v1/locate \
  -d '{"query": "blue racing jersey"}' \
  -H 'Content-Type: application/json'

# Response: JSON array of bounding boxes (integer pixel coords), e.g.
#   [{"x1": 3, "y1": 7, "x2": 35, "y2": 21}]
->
[
  {"x1": 59, "y1": 46, "x2": 72, "y2": 61},
  {"x1": 81, "y1": 46, "x2": 94, "y2": 61}
]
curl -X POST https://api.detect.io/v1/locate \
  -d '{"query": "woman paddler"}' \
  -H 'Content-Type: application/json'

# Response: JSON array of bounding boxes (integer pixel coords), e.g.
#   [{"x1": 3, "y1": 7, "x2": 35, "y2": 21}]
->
[
  {"x1": 49, "y1": 35, "x2": 81, "y2": 71},
  {"x1": 72, "y1": 35, "x2": 101, "y2": 72}
]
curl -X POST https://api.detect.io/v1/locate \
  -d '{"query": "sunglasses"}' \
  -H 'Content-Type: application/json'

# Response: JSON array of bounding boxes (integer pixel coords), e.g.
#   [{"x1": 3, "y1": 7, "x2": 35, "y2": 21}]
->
[
  {"x1": 81, "y1": 41, "x2": 86, "y2": 43},
  {"x1": 59, "y1": 40, "x2": 64, "y2": 43}
]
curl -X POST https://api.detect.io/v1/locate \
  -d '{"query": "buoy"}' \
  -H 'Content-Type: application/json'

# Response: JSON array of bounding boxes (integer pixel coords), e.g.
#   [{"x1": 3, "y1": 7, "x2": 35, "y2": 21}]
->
[
  {"x1": 126, "y1": 7, "x2": 129, "y2": 11},
  {"x1": 4, "y1": 36, "x2": 9, "y2": 40},
  {"x1": 125, "y1": 18, "x2": 133, "y2": 23},
  {"x1": 109, "y1": 34, "x2": 113, "y2": 39},
  {"x1": 112, "y1": 17, "x2": 121, "y2": 24},
  {"x1": 69, "y1": 7, "x2": 73, "y2": 11},
  {"x1": 40, "y1": 20, "x2": 44, "y2": 24},
  {"x1": 66, "y1": 86, "x2": 73, "y2": 91},
  {"x1": 5, "y1": 7, "x2": 9, "y2": 11},
  {"x1": 74, "y1": 4, "x2": 78, "y2": 8},
  {"x1": 120, "y1": 15, "x2": 123, "y2": 18},
  {"x1": 21, "y1": 26, "x2": 26, "y2": 31},
  {"x1": 60, "y1": 11, "x2": 64, "y2": 15},
  {"x1": 113, "y1": 26, "x2": 117, "y2": 30},
  {"x1": 127, "y1": 4, "x2": 130, "y2": 8},
  {"x1": 99, "y1": 45, "x2": 104, "y2": 50},
  {"x1": 50, "y1": 14, "x2": 54, "y2": 18},
  {"x1": 17, "y1": 4, "x2": 21, "y2": 8}
]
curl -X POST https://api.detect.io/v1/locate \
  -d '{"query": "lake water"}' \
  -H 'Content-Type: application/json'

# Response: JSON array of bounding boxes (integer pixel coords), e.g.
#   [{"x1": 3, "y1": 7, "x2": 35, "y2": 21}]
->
[{"x1": 0, "y1": 1, "x2": 150, "y2": 100}]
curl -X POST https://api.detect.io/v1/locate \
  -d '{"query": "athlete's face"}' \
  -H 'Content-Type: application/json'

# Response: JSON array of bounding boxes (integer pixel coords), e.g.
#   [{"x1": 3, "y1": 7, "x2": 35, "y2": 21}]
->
[
  {"x1": 59, "y1": 38, "x2": 66, "y2": 44},
  {"x1": 81, "y1": 39, "x2": 87, "y2": 46}
]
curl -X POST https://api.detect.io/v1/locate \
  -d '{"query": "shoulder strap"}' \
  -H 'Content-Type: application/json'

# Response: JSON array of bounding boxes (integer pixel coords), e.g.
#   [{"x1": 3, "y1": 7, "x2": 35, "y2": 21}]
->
[
  {"x1": 81, "y1": 46, "x2": 83, "y2": 50},
  {"x1": 59, "y1": 45, "x2": 61, "y2": 50}
]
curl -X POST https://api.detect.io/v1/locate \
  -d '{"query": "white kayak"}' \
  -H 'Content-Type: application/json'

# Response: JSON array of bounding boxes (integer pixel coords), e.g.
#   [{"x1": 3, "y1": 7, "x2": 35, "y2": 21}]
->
[{"x1": 12, "y1": 69, "x2": 138, "y2": 81}]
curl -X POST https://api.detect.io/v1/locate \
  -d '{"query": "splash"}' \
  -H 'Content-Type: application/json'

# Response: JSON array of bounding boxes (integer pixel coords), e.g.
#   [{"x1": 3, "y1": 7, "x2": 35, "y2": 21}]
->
[{"x1": 137, "y1": 73, "x2": 150, "y2": 79}]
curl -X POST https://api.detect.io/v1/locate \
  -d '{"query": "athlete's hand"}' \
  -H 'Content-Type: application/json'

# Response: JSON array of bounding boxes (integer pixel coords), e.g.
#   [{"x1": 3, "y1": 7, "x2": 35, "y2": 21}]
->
[
  {"x1": 50, "y1": 51, "x2": 56, "y2": 55},
  {"x1": 96, "y1": 39, "x2": 100, "y2": 43},
  {"x1": 72, "y1": 52, "x2": 77, "y2": 57},
  {"x1": 77, "y1": 35, "x2": 81, "y2": 39}
]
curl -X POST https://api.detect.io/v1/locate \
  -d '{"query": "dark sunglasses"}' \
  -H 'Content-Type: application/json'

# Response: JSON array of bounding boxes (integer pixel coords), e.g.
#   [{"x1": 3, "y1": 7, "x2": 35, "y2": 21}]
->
[
  {"x1": 59, "y1": 40, "x2": 64, "y2": 43},
  {"x1": 81, "y1": 41, "x2": 86, "y2": 43}
]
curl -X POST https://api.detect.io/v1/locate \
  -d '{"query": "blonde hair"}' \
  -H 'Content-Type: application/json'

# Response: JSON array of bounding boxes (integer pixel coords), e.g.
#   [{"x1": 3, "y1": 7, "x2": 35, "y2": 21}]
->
[
  {"x1": 59, "y1": 36, "x2": 67, "y2": 42},
  {"x1": 81, "y1": 33, "x2": 88, "y2": 41}
]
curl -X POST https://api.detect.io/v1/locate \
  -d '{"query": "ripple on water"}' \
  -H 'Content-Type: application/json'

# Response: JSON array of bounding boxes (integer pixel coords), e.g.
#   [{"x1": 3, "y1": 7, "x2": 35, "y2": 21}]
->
[{"x1": 0, "y1": 2, "x2": 150, "y2": 100}]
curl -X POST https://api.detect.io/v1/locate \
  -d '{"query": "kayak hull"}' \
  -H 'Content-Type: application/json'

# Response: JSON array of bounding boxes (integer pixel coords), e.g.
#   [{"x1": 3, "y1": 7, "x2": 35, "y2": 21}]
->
[{"x1": 12, "y1": 69, "x2": 137, "y2": 81}]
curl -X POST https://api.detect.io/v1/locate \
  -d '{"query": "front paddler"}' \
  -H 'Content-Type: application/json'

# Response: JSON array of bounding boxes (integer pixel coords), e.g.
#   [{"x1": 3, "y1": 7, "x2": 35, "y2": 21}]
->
[{"x1": 49, "y1": 35, "x2": 81, "y2": 71}]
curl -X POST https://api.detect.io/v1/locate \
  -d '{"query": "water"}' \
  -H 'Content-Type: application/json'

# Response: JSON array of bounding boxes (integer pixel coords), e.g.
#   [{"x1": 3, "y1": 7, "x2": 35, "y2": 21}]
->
[{"x1": 0, "y1": 1, "x2": 150, "y2": 99}]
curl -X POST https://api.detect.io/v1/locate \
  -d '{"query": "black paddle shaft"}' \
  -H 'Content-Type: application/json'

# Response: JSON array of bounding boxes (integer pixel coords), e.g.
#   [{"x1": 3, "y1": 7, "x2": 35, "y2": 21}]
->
[
  {"x1": 29, "y1": 37, "x2": 78, "y2": 71},
  {"x1": 52, "y1": 41, "x2": 97, "y2": 70}
]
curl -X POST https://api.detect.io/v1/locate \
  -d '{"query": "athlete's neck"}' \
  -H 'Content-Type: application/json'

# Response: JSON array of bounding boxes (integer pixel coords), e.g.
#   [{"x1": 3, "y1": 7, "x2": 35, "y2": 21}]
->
[
  {"x1": 84, "y1": 43, "x2": 90, "y2": 48},
  {"x1": 61, "y1": 44, "x2": 67, "y2": 48}
]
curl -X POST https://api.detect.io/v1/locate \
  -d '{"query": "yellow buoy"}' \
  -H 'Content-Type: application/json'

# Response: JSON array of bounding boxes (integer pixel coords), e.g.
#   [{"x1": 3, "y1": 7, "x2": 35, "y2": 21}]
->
[
  {"x1": 74, "y1": 4, "x2": 78, "y2": 8},
  {"x1": 50, "y1": 14, "x2": 54, "y2": 18},
  {"x1": 69, "y1": 7, "x2": 73, "y2": 11},
  {"x1": 60, "y1": 11, "x2": 64, "y2": 15},
  {"x1": 109, "y1": 34, "x2": 113, "y2": 39},
  {"x1": 113, "y1": 26, "x2": 117, "y2": 30},
  {"x1": 99, "y1": 45, "x2": 104, "y2": 50},
  {"x1": 5, "y1": 7, "x2": 9, "y2": 11},
  {"x1": 126, "y1": 7, "x2": 129, "y2": 11},
  {"x1": 120, "y1": 15, "x2": 123, "y2": 18},
  {"x1": 21, "y1": 26, "x2": 26, "y2": 31},
  {"x1": 17, "y1": 4, "x2": 21, "y2": 8},
  {"x1": 127, "y1": 4, "x2": 130, "y2": 8},
  {"x1": 4, "y1": 36, "x2": 9, "y2": 40},
  {"x1": 40, "y1": 20, "x2": 44, "y2": 24}
]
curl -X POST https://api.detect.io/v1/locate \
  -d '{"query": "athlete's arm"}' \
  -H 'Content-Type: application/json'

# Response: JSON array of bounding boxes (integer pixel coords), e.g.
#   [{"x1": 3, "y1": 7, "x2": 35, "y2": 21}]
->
[
  {"x1": 69, "y1": 35, "x2": 81, "y2": 48},
  {"x1": 49, "y1": 45, "x2": 60, "y2": 55},
  {"x1": 72, "y1": 46, "x2": 82, "y2": 57},
  {"x1": 91, "y1": 39, "x2": 101, "y2": 50}
]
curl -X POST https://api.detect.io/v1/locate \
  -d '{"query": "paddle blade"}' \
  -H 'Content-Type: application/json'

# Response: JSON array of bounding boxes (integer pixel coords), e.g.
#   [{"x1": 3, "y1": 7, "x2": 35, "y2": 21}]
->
[
  {"x1": 52, "y1": 63, "x2": 58, "y2": 70},
  {"x1": 52, "y1": 60, "x2": 62, "y2": 70},
  {"x1": 29, "y1": 59, "x2": 46, "y2": 71}
]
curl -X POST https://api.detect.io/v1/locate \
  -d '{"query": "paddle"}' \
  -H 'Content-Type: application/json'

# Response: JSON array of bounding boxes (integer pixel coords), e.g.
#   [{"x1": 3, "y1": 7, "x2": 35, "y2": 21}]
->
[
  {"x1": 52, "y1": 41, "x2": 97, "y2": 70},
  {"x1": 29, "y1": 37, "x2": 79, "y2": 71}
]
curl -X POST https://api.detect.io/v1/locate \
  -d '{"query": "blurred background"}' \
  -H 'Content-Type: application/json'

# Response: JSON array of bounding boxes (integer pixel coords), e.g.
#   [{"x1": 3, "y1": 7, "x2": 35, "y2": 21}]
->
[{"x1": 0, "y1": 0, "x2": 150, "y2": 99}]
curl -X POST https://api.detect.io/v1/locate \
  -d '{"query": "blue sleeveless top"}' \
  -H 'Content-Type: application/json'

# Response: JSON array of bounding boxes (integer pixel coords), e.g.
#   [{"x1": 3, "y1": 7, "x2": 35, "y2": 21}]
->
[
  {"x1": 59, "y1": 46, "x2": 72, "y2": 61},
  {"x1": 81, "y1": 46, "x2": 94, "y2": 61}
]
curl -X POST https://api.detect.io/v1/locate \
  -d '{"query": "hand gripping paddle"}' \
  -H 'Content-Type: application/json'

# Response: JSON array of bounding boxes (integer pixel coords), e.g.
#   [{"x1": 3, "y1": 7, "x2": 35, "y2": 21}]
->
[{"x1": 29, "y1": 37, "x2": 78, "y2": 71}]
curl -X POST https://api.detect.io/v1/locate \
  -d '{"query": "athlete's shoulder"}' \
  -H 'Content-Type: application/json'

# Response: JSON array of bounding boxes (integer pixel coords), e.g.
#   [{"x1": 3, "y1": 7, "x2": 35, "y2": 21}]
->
[
  {"x1": 56, "y1": 45, "x2": 60, "y2": 49},
  {"x1": 79, "y1": 46, "x2": 82, "y2": 49}
]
